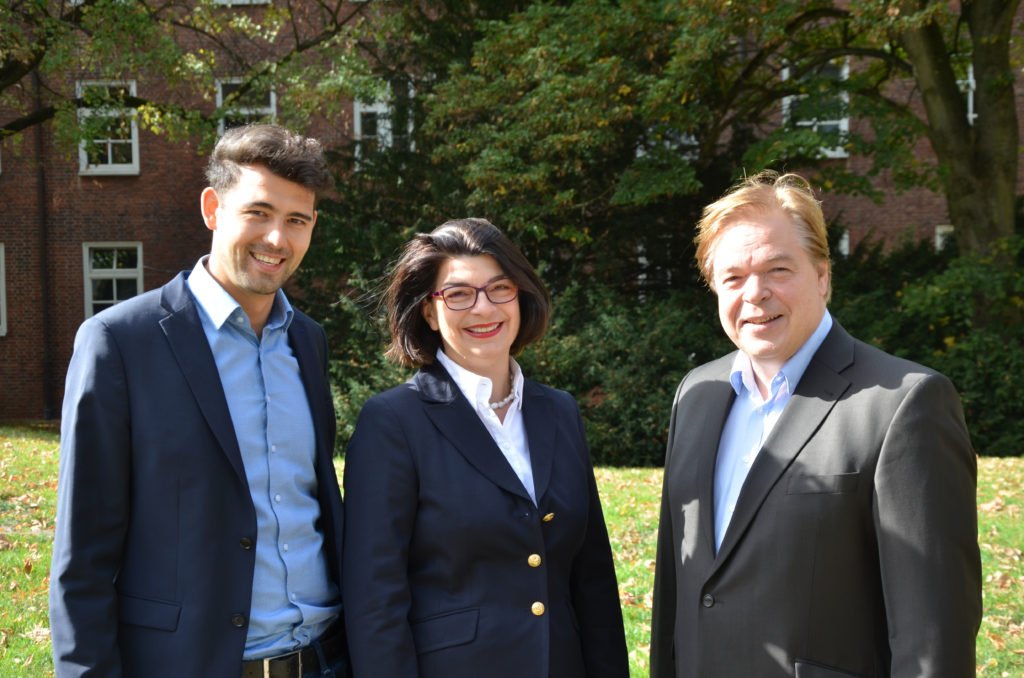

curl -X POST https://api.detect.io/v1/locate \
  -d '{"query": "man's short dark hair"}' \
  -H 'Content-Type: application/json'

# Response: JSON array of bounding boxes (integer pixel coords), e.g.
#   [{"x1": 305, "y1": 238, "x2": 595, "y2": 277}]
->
[
  {"x1": 384, "y1": 218, "x2": 552, "y2": 367},
  {"x1": 206, "y1": 124, "x2": 332, "y2": 201}
]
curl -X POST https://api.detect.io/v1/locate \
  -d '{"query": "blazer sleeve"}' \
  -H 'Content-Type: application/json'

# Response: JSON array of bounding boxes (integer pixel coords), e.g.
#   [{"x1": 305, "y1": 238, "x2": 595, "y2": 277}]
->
[
  {"x1": 566, "y1": 402, "x2": 630, "y2": 678},
  {"x1": 874, "y1": 372, "x2": 981, "y2": 676},
  {"x1": 649, "y1": 377, "x2": 687, "y2": 678},
  {"x1": 342, "y1": 394, "x2": 421, "y2": 678},
  {"x1": 49, "y1": 318, "x2": 131, "y2": 678}
]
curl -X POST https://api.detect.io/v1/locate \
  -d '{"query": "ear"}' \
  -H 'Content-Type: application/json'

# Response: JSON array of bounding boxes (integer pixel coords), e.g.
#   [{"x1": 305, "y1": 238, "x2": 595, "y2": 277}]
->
[
  {"x1": 200, "y1": 187, "x2": 220, "y2": 232},
  {"x1": 421, "y1": 297, "x2": 440, "y2": 331},
  {"x1": 816, "y1": 260, "x2": 830, "y2": 297}
]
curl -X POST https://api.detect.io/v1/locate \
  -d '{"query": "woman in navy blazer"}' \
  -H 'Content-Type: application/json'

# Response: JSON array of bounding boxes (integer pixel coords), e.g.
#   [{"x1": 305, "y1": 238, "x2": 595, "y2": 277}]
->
[{"x1": 342, "y1": 219, "x2": 628, "y2": 678}]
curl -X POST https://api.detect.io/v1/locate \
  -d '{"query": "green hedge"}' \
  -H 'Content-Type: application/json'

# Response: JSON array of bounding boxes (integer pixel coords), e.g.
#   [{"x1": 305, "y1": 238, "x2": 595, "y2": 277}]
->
[{"x1": 328, "y1": 238, "x2": 1024, "y2": 463}]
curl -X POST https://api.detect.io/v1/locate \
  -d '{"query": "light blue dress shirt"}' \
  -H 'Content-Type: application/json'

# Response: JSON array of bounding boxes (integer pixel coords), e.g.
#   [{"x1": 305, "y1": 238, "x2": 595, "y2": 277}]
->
[
  {"x1": 187, "y1": 258, "x2": 340, "y2": 658},
  {"x1": 713, "y1": 310, "x2": 833, "y2": 553}
]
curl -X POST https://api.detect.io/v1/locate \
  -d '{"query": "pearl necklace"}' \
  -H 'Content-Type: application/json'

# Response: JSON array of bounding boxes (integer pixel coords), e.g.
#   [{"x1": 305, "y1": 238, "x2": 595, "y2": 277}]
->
[{"x1": 489, "y1": 371, "x2": 516, "y2": 410}]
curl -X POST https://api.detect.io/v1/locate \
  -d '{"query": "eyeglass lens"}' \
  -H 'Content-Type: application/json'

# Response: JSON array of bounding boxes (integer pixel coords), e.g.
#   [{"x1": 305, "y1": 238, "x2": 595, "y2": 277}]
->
[{"x1": 441, "y1": 280, "x2": 518, "y2": 310}]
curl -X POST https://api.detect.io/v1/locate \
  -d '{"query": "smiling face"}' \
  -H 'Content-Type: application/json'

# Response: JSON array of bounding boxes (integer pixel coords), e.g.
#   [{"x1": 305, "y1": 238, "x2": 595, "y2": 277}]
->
[
  {"x1": 201, "y1": 163, "x2": 316, "y2": 325},
  {"x1": 421, "y1": 254, "x2": 521, "y2": 381},
  {"x1": 710, "y1": 208, "x2": 829, "y2": 389}
]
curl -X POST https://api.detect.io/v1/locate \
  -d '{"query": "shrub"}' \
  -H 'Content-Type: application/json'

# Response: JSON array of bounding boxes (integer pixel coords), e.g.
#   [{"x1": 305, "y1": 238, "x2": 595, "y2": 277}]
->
[
  {"x1": 897, "y1": 237, "x2": 1024, "y2": 457},
  {"x1": 519, "y1": 284, "x2": 731, "y2": 466}
]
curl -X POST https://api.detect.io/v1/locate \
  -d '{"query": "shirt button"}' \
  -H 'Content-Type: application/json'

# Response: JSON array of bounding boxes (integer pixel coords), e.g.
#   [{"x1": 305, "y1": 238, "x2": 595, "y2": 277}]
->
[
  {"x1": 531, "y1": 602, "x2": 545, "y2": 616},
  {"x1": 271, "y1": 444, "x2": 277, "y2": 452},
  {"x1": 528, "y1": 554, "x2": 542, "y2": 568},
  {"x1": 275, "y1": 494, "x2": 281, "y2": 502},
  {"x1": 231, "y1": 614, "x2": 247, "y2": 628},
  {"x1": 702, "y1": 594, "x2": 715, "y2": 608},
  {"x1": 282, "y1": 543, "x2": 289, "y2": 552}
]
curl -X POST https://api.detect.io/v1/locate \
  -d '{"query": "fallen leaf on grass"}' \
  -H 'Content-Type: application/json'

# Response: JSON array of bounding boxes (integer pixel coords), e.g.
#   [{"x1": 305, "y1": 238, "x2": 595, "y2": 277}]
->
[
  {"x1": 979, "y1": 496, "x2": 1005, "y2": 513},
  {"x1": 987, "y1": 631, "x2": 1006, "y2": 650},
  {"x1": 25, "y1": 624, "x2": 49, "y2": 643}
]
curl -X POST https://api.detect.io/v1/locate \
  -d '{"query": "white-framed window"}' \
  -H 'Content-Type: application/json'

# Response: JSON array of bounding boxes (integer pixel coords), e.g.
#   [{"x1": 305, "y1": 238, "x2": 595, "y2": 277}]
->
[
  {"x1": 216, "y1": 79, "x2": 276, "y2": 134},
  {"x1": 353, "y1": 83, "x2": 415, "y2": 165},
  {"x1": 935, "y1": 224, "x2": 955, "y2": 251},
  {"x1": 77, "y1": 80, "x2": 140, "y2": 176},
  {"x1": 782, "y1": 59, "x2": 849, "y2": 159},
  {"x1": 0, "y1": 243, "x2": 7, "y2": 337},
  {"x1": 836, "y1": 228, "x2": 850, "y2": 257},
  {"x1": 353, "y1": 99, "x2": 393, "y2": 154},
  {"x1": 958, "y1": 64, "x2": 977, "y2": 126},
  {"x1": 82, "y1": 243, "x2": 143, "y2": 318}
]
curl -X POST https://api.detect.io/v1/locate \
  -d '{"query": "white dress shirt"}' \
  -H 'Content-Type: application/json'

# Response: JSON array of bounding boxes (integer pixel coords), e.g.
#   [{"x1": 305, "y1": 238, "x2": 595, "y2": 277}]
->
[{"x1": 435, "y1": 350, "x2": 536, "y2": 504}]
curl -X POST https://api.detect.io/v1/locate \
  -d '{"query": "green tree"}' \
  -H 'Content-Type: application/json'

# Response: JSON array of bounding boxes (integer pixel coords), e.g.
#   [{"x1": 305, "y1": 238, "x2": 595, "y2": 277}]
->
[
  {"x1": 427, "y1": 0, "x2": 1021, "y2": 258},
  {"x1": 1, "y1": 0, "x2": 374, "y2": 147}
]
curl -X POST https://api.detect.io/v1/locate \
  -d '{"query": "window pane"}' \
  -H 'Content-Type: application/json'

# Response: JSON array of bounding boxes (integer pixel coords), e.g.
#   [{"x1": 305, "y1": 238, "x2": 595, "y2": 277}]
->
[
  {"x1": 110, "y1": 142, "x2": 133, "y2": 165},
  {"x1": 93, "y1": 302, "x2": 113, "y2": 315},
  {"x1": 116, "y1": 278, "x2": 138, "y2": 300},
  {"x1": 221, "y1": 82, "x2": 272, "y2": 108},
  {"x1": 85, "y1": 143, "x2": 109, "y2": 166},
  {"x1": 224, "y1": 116, "x2": 250, "y2": 131},
  {"x1": 108, "y1": 118, "x2": 133, "y2": 140},
  {"x1": 116, "y1": 248, "x2": 138, "y2": 269},
  {"x1": 92, "y1": 278, "x2": 114, "y2": 301},
  {"x1": 362, "y1": 112, "x2": 379, "y2": 138},
  {"x1": 91, "y1": 249, "x2": 115, "y2": 270}
]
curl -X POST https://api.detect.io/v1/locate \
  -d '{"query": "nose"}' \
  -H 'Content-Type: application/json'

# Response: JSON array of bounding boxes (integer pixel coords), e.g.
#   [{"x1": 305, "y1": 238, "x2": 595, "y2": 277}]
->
[
  {"x1": 742, "y1": 274, "x2": 770, "y2": 303},
  {"x1": 264, "y1": 221, "x2": 285, "y2": 248},
  {"x1": 469, "y1": 289, "x2": 498, "y2": 311}
]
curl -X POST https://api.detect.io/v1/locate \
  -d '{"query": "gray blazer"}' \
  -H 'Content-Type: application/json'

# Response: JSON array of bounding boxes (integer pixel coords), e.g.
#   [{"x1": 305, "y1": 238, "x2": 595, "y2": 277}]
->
[{"x1": 650, "y1": 321, "x2": 981, "y2": 678}]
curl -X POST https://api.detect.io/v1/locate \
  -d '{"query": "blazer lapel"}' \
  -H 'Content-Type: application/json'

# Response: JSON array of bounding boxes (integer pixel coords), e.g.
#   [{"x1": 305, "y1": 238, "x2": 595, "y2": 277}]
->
[
  {"x1": 712, "y1": 324, "x2": 854, "y2": 569},
  {"x1": 157, "y1": 272, "x2": 247, "y2": 486},
  {"x1": 521, "y1": 380, "x2": 555, "y2": 502},
  {"x1": 288, "y1": 317, "x2": 334, "y2": 464},
  {"x1": 417, "y1": 363, "x2": 534, "y2": 502},
  {"x1": 695, "y1": 370, "x2": 737, "y2": 559}
]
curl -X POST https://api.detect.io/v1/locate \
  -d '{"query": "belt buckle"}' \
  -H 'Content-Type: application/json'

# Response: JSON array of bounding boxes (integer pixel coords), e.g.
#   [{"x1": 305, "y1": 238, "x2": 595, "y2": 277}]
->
[{"x1": 262, "y1": 649, "x2": 302, "y2": 678}]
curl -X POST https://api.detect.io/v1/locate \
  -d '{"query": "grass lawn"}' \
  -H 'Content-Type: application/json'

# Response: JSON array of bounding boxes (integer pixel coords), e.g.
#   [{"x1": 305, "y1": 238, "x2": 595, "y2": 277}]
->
[{"x1": 1, "y1": 422, "x2": 1022, "y2": 677}]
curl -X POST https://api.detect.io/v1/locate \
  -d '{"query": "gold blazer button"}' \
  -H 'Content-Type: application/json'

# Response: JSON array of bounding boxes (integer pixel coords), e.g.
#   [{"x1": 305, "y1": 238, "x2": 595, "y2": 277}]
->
[
  {"x1": 528, "y1": 554, "x2": 542, "y2": 567},
  {"x1": 531, "y1": 602, "x2": 545, "y2": 616},
  {"x1": 542, "y1": 513, "x2": 554, "y2": 522}
]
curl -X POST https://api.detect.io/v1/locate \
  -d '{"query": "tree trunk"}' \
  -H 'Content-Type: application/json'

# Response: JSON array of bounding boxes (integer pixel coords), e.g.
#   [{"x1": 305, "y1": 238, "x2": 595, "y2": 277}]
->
[{"x1": 899, "y1": 0, "x2": 1020, "y2": 255}]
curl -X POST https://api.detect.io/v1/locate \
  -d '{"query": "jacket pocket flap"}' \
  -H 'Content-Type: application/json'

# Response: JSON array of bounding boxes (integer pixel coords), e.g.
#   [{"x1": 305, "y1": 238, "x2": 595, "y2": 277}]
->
[
  {"x1": 411, "y1": 607, "x2": 478, "y2": 655},
  {"x1": 795, "y1": 659, "x2": 862, "y2": 677},
  {"x1": 118, "y1": 593, "x2": 181, "y2": 631},
  {"x1": 787, "y1": 472, "x2": 859, "y2": 495}
]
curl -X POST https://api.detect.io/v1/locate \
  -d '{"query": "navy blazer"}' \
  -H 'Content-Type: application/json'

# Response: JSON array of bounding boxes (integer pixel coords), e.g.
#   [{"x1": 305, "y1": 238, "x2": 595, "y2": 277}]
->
[
  {"x1": 650, "y1": 322, "x2": 981, "y2": 678},
  {"x1": 49, "y1": 271, "x2": 343, "y2": 678},
  {"x1": 342, "y1": 362, "x2": 628, "y2": 678}
]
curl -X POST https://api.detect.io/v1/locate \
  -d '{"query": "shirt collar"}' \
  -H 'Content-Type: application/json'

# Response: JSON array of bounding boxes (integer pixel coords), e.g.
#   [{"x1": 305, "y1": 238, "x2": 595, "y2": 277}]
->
[
  {"x1": 435, "y1": 348, "x2": 524, "y2": 414},
  {"x1": 186, "y1": 256, "x2": 293, "y2": 333},
  {"x1": 729, "y1": 309, "x2": 833, "y2": 401}
]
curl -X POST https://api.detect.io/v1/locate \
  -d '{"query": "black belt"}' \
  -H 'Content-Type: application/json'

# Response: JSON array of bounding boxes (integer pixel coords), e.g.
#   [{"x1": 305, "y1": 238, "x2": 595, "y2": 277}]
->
[{"x1": 242, "y1": 622, "x2": 348, "y2": 678}]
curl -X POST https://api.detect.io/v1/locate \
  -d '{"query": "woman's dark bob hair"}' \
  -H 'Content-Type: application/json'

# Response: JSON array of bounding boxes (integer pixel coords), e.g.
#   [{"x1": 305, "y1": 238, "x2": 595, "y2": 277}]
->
[{"x1": 384, "y1": 218, "x2": 552, "y2": 367}]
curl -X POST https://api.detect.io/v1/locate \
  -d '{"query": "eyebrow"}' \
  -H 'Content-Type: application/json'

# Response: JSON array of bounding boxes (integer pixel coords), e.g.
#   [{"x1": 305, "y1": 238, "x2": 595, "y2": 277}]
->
[
  {"x1": 441, "y1": 274, "x2": 510, "y2": 287},
  {"x1": 718, "y1": 253, "x2": 796, "y2": 275}
]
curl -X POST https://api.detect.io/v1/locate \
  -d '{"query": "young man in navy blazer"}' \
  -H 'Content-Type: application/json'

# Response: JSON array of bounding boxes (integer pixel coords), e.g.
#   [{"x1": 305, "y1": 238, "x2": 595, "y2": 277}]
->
[
  {"x1": 50, "y1": 124, "x2": 347, "y2": 678},
  {"x1": 651, "y1": 171, "x2": 981, "y2": 677}
]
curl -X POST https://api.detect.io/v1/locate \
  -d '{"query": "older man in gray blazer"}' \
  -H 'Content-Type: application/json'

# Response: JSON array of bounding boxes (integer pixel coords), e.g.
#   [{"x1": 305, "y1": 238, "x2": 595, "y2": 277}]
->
[{"x1": 650, "y1": 171, "x2": 981, "y2": 678}]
